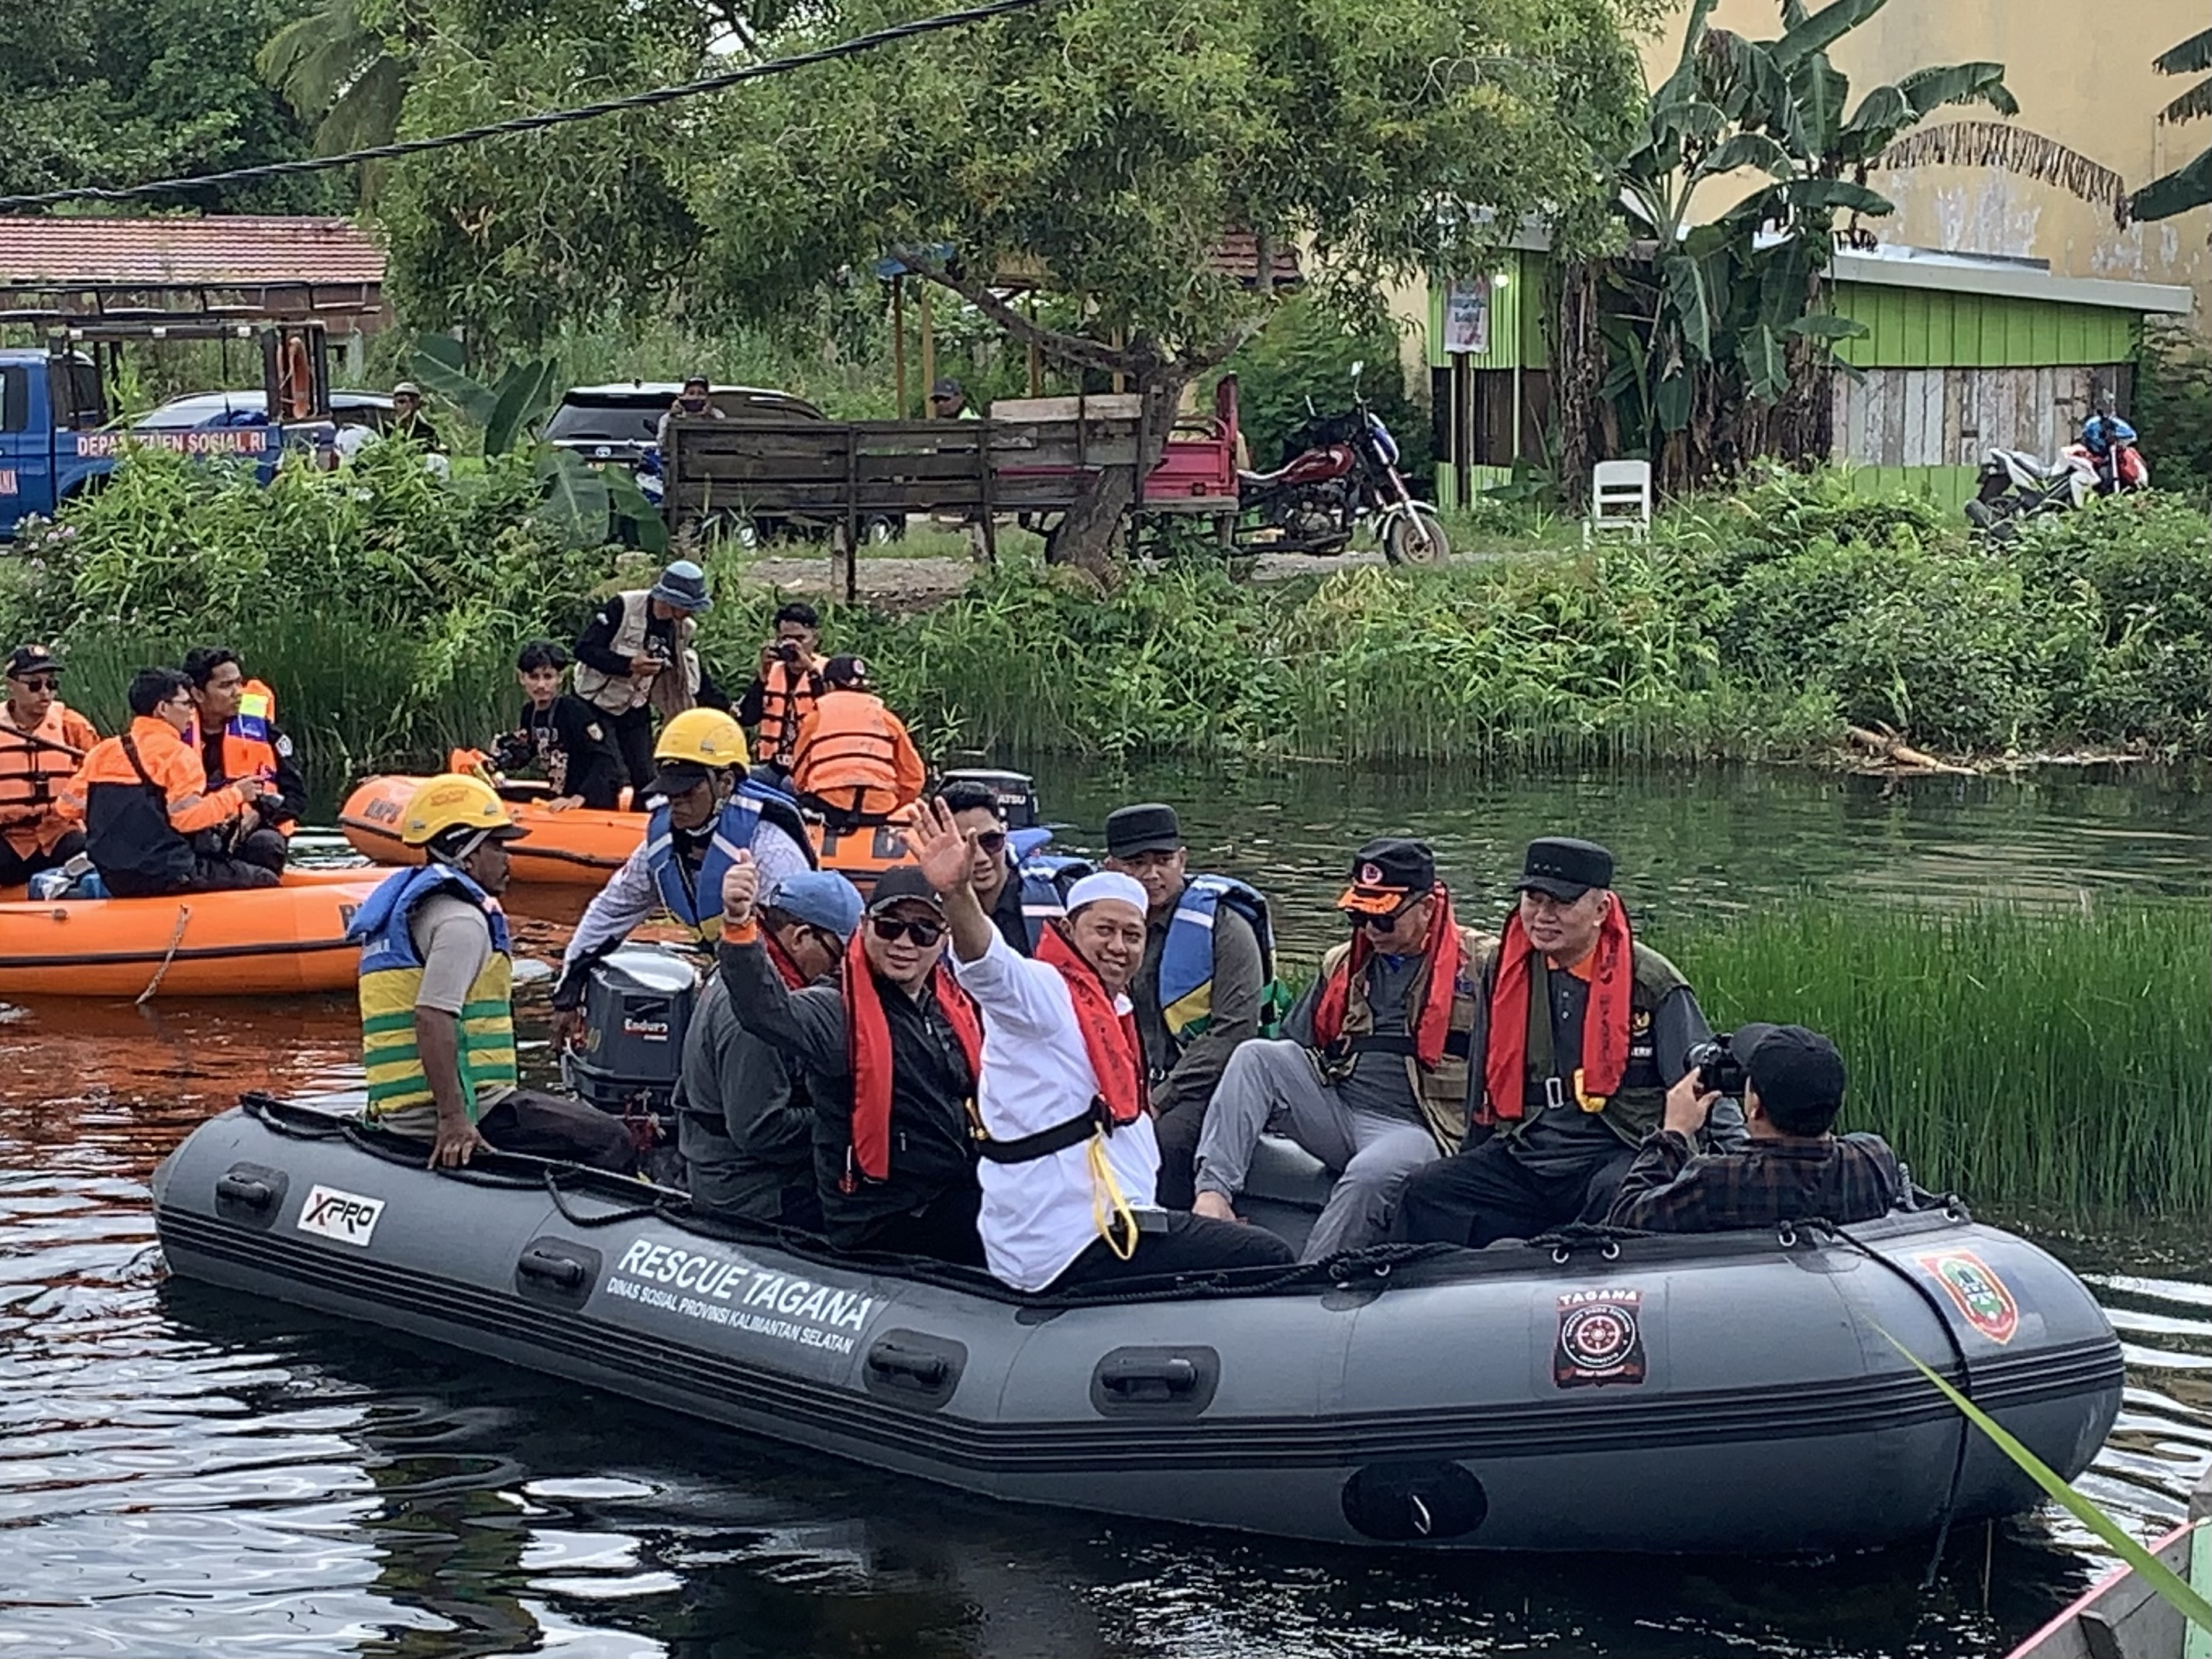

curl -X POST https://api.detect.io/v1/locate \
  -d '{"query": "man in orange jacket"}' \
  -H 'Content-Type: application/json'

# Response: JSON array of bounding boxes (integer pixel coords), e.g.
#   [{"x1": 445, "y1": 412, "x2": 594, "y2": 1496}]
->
[
  {"x1": 61, "y1": 668, "x2": 283, "y2": 897},
  {"x1": 183, "y1": 645, "x2": 304, "y2": 876},
  {"x1": 788, "y1": 656, "x2": 926, "y2": 831},
  {"x1": 0, "y1": 644, "x2": 98, "y2": 889}
]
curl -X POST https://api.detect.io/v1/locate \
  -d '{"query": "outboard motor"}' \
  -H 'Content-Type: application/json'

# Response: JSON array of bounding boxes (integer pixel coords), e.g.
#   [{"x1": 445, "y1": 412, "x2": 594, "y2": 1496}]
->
[
  {"x1": 939, "y1": 768, "x2": 1039, "y2": 829},
  {"x1": 562, "y1": 944, "x2": 698, "y2": 1113}
]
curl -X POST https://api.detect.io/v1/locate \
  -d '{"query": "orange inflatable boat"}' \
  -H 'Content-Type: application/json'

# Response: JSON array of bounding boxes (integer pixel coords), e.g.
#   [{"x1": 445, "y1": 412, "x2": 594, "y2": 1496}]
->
[
  {"x1": 0, "y1": 866, "x2": 383, "y2": 1000},
  {"x1": 341, "y1": 775, "x2": 918, "y2": 897},
  {"x1": 339, "y1": 774, "x2": 641, "y2": 886}
]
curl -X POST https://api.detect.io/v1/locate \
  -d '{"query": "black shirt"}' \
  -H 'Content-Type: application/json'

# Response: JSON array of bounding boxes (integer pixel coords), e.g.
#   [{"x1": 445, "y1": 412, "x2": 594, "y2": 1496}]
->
[{"x1": 503, "y1": 693, "x2": 624, "y2": 809}]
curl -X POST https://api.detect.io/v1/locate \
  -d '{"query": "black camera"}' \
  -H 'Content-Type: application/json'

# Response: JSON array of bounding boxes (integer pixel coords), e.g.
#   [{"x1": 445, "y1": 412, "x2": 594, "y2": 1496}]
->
[
  {"x1": 776, "y1": 639, "x2": 802, "y2": 665},
  {"x1": 1685, "y1": 1034, "x2": 1747, "y2": 1096}
]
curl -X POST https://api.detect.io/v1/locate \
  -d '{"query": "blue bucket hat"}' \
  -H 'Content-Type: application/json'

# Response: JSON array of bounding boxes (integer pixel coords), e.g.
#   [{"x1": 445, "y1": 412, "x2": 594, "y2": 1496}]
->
[
  {"x1": 764, "y1": 869, "x2": 865, "y2": 941},
  {"x1": 649, "y1": 559, "x2": 711, "y2": 614}
]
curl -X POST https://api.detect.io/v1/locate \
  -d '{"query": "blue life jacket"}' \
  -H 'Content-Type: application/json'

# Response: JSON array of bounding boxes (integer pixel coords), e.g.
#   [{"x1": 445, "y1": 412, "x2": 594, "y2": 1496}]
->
[
  {"x1": 349, "y1": 862, "x2": 511, "y2": 965},
  {"x1": 1017, "y1": 852, "x2": 1092, "y2": 949},
  {"x1": 1159, "y1": 874, "x2": 1281, "y2": 1040},
  {"x1": 647, "y1": 778, "x2": 814, "y2": 936}
]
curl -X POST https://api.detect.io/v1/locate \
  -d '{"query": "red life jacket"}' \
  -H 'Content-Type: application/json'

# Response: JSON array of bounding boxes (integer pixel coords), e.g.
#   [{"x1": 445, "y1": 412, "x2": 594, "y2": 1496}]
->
[
  {"x1": 1312, "y1": 884, "x2": 1467, "y2": 1069},
  {"x1": 1035, "y1": 924, "x2": 1147, "y2": 1125},
  {"x1": 1480, "y1": 890, "x2": 1634, "y2": 1122},
  {"x1": 842, "y1": 931, "x2": 982, "y2": 1183}
]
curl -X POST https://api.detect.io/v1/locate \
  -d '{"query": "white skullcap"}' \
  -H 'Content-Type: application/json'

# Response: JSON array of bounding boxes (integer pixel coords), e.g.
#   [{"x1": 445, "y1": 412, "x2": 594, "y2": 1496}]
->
[{"x1": 1064, "y1": 870, "x2": 1148, "y2": 918}]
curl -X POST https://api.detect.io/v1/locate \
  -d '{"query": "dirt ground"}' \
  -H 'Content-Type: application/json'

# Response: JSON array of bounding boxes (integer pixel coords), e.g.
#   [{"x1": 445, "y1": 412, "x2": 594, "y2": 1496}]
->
[{"x1": 739, "y1": 544, "x2": 1494, "y2": 605}]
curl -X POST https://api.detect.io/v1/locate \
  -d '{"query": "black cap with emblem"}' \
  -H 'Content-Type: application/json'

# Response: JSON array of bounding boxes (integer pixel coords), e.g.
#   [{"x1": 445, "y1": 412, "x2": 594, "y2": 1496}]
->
[
  {"x1": 1336, "y1": 836, "x2": 1436, "y2": 916},
  {"x1": 1515, "y1": 836, "x2": 1614, "y2": 902}
]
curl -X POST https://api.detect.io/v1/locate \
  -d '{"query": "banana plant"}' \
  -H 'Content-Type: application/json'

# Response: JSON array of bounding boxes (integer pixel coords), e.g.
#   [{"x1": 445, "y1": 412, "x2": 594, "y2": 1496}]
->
[
  {"x1": 408, "y1": 336, "x2": 666, "y2": 553},
  {"x1": 1596, "y1": 0, "x2": 2023, "y2": 487},
  {"x1": 2131, "y1": 29, "x2": 2212, "y2": 221}
]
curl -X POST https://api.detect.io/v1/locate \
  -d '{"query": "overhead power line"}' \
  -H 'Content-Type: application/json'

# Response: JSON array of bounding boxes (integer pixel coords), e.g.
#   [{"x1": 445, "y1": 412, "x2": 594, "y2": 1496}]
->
[{"x1": 0, "y1": 0, "x2": 1051, "y2": 212}]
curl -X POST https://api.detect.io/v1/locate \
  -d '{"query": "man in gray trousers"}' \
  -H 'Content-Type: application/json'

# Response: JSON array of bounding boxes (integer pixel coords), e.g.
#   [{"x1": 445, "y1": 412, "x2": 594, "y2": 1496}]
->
[{"x1": 1191, "y1": 838, "x2": 1488, "y2": 1261}]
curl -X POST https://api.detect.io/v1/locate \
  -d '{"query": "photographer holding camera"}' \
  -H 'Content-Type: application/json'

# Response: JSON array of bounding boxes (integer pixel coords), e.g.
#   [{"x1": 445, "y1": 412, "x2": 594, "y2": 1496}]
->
[
  {"x1": 738, "y1": 601, "x2": 828, "y2": 774},
  {"x1": 1607, "y1": 1023, "x2": 1902, "y2": 1233}
]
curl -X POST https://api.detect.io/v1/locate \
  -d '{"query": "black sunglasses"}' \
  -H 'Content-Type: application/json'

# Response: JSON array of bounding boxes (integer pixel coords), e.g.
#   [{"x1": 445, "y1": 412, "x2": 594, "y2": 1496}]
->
[
  {"x1": 972, "y1": 830, "x2": 1008, "y2": 855},
  {"x1": 10, "y1": 676, "x2": 57, "y2": 692},
  {"x1": 869, "y1": 914, "x2": 944, "y2": 948},
  {"x1": 1358, "y1": 898, "x2": 1420, "y2": 931}
]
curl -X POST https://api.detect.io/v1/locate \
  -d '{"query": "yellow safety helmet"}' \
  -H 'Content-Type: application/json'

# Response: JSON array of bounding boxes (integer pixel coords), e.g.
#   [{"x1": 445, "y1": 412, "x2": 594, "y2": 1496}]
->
[
  {"x1": 400, "y1": 772, "x2": 525, "y2": 848},
  {"x1": 655, "y1": 707, "x2": 749, "y2": 769}
]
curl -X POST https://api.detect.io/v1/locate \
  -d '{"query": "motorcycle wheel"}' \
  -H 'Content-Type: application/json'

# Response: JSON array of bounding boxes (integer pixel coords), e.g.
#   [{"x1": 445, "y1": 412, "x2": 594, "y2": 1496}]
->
[{"x1": 1383, "y1": 506, "x2": 1449, "y2": 567}]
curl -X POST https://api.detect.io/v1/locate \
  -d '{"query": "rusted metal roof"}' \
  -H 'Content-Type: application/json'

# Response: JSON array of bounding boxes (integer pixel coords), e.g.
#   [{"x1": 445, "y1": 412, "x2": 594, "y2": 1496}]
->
[
  {"x1": 0, "y1": 216, "x2": 384, "y2": 289},
  {"x1": 1210, "y1": 232, "x2": 1302, "y2": 288}
]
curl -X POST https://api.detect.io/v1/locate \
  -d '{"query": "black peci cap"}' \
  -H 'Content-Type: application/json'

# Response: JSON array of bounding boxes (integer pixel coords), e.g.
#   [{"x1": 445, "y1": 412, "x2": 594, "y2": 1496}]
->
[
  {"x1": 867, "y1": 866, "x2": 944, "y2": 913},
  {"x1": 1337, "y1": 837, "x2": 1436, "y2": 916},
  {"x1": 1515, "y1": 836, "x2": 1614, "y2": 901},
  {"x1": 1734, "y1": 1023, "x2": 1848, "y2": 1113},
  {"x1": 1105, "y1": 802, "x2": 1183, "y2": 858}
]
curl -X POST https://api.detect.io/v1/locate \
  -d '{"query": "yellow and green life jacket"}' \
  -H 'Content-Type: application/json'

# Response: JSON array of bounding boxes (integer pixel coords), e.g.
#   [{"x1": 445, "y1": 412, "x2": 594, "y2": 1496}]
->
[{"x1": 349, "y1": 862, "x2": 518, "y2": 1120}]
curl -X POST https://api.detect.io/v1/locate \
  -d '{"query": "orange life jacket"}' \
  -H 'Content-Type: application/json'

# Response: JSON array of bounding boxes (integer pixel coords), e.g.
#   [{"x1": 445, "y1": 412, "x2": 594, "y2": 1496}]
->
[
  {"x1": 1035, "y1": 924, "x2": 1147, "y2": 1125},
  {"x1": 842, "y1": 934, "x2": 983, "y2": 1184},
  {"x1": 791, "y1": 691, "x2": 924, "y2": 818},
  {"x1": 755, "y1": 656, "x2": 827, "y2": 768},
  {"x1": 0, "y1": 700, "x2": 98, "y2": 859}
]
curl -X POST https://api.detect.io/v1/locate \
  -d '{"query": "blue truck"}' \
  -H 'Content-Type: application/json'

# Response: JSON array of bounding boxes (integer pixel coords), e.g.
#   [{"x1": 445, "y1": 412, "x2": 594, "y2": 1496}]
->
[{"x1": 0, "y1": 314, "x2": 334, "y2": 539}]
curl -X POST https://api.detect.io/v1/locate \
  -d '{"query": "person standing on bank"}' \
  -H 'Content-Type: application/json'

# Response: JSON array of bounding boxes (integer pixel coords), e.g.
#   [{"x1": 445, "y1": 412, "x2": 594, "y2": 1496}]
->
[
  {"x1": 1192, "y1": 838, "x2": 1487, "y2": 1261},
  {"x1": 1608, "y1": 1024, "x2": 1901, "y2": 1233},
  {"x1": 1101, "y1": 803, "x2": 1271, "y2": 1210},
  {"x1": 718, "y1": 859, "x2": 986, "y2": 1265},
  {"x1": 681, "y1": 869, "x2": 863, "y2": 1226},
  {"x1": 737, "y1": 601, "x2": 828, "y2": 775},
  {"x1": 0, "y1": 644, "x2": 97, "y2": 889},
  {"x1": 907, "y1": 800, "x2": 1293, "y2": 1291},
  {"x1": 182, "y1": 646, "x2": 304, "y2": 876},
  {"x1": 1395, "y1": 836, "x2": 1728, "y2": 1248},
  {"x1": 349, "y1": 773, "x2": 635, "y2": 1173},
  {"x1": 572, "y1": 559, "x2": 731, "y2": 795}
]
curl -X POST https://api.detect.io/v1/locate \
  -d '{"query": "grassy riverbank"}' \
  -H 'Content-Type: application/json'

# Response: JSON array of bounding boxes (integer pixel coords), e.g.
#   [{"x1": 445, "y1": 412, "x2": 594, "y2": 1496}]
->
[
  {"x1": 4, "y1": 456, "x2": 2205, "y2": 774},
  {"x1": 1656, "y1": 901, "x2": 2210, "y2": 1220}
]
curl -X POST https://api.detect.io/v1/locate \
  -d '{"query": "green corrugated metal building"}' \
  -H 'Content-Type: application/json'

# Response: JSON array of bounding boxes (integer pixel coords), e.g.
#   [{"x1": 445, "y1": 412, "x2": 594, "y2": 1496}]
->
[{"x1": 1425, "y1": 243, "x2": 2194, "y2": 510}]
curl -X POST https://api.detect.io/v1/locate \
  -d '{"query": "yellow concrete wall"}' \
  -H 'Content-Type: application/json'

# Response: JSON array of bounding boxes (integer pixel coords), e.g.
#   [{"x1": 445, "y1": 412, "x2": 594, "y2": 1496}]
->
[{"x1": 1641, "y1": 0, "x2": 2210, "y2": 326}]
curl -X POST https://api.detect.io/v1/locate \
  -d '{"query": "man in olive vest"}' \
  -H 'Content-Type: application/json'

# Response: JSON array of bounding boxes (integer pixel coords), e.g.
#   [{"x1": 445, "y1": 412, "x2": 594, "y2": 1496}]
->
[
  {"x1": 1192, "y1": 838, "x2": 1489, "y2": 1261},
  {"x1": 571, "y1": 559, "x2": 730, "y2": 794},
  {"x1": 1395, "y1": 836, "x2": 1732, "y2": 1248}
]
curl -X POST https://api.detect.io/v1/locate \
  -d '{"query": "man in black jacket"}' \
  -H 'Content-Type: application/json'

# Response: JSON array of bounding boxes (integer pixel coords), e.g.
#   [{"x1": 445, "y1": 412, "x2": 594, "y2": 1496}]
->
[{"x1": 717, "y1": 859, "x2": 985, "y2": 1263}]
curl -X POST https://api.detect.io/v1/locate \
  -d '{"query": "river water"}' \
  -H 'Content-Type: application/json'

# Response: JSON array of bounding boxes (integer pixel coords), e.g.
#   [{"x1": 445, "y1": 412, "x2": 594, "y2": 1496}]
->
[{"x1": 2, "y1": 762, "x2": 2206, "y2": 1658}]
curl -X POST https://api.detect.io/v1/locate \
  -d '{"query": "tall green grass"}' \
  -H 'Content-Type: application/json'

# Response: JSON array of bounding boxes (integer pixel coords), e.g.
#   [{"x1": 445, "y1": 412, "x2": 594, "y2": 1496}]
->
[{"x1": 1655, "y1": 902, "x2": 2211, "y2": 1219}]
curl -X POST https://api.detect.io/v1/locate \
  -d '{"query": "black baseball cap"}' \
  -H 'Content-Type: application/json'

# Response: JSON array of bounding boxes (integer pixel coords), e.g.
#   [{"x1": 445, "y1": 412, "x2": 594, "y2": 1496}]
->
[
  {"x1": 1515, "y1": 836, "x2": 1614, "y2": 902},
  {"x1": 1337, "y1": 837, "x2": 1436, "y2": 917},
  {"x1": 867, "y1": 866, "x2": 944, "y2": 913},
  {"x1": 1734, "y1": 1023, "x2": 1848, "y2": 1113},
  {"x1": 654, "y1": 759, "x2": 712, "y2": 796},
  {"x1": 929, "y1": 377, "x2": 964, "y2": 400},
  {"x1": 681, "y1": 373, "x2": 710, "y2": 391},
  {"x1": 5, "y1": 645, "x2": 58, "y2": 680},
  {"x1": 1105, "y1": 803, "x2": 1182, "y2": 858},
  {"x1": 824, "y1": 654, "x2": 872, "y2": 690}
]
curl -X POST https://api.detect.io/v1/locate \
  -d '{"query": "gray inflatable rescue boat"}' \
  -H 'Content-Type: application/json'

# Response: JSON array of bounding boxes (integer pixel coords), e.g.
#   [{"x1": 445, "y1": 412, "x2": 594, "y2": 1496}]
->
[{"x1": 152, "y1": 1096, "x2": 2120, "y2": 1554}]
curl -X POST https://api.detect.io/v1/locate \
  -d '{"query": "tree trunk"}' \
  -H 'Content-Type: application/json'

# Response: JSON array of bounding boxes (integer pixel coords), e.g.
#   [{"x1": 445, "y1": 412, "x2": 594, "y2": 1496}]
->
[
  {"x1": 1550, "y1": 262, "x2": 1605, "y2": 510},
  {"x1": 1044, "y1": 370, "x2": 1185, "y2": 578}
]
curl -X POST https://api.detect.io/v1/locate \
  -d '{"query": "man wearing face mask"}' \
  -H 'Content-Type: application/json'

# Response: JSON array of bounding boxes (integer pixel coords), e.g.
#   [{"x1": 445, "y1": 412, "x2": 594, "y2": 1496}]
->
[
  {"x1": 1192, "y1": 838, "x2": 1491, "y2": 1261},
  {"x1": 655, "y1": 373, "x2": 724, "y2": 455},
  {"x1": 908, "y1": 800, "x2": 1292, "y2": 1291},
  {"x1": 719, "y1": 856, "x2": 985, "y2": 1264},
  {"x1": 1395, "y1": 836, "x2": 1730, "y2": 1248}
]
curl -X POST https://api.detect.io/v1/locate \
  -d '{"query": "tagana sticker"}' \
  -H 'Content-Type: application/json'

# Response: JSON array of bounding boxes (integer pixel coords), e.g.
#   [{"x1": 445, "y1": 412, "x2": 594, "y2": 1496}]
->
[
  {"x1": 1914, "y1": 1250, "x2": 2020, "y2": 1344},
  {"x1": 1553, "y1": 1288, "x2": 1646, "y2": 1388}
]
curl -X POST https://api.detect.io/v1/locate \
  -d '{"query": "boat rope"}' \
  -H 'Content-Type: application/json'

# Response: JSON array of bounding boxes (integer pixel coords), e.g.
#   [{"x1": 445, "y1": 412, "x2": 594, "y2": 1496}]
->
[
  {"x1": 136, "y1": 904, "x2": 191, "y2": 1005},
  {"x1": 542, "y1": 1166, "x2": 666, "y2": 1229},
  {"x1": 0, "y1": 0, "x2": 1054, "y2": 211},
  {"x1": 1804, "y1": 1216, "x2": 1978, "y2": 1594}
]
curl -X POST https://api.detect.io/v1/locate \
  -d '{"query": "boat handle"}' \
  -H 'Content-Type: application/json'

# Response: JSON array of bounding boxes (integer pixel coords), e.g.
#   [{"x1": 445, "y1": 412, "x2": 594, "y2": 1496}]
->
[
  {"x1": 866, "y1": 1343, "x2": 948, "y2": 1388},
  {"x1": 215, "y1": 1174, "x2": 275, "y2": 1210},
  {"x1": 1099, "y1": 1357, "x2": 1198, "y2": 1398},
  {"x1": 517, "y1": 1248, "x2": 588, "y2": 1289}
]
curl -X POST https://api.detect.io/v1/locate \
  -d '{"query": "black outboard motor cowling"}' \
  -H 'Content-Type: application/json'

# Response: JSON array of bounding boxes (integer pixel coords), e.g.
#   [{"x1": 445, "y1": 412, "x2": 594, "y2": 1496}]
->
[
  {"x1": 562, "y1": 945, "x2": 698, "y2": 1113},
  {"x1": 938, "y1": 768, "x2": 1039, "y2": 829}
]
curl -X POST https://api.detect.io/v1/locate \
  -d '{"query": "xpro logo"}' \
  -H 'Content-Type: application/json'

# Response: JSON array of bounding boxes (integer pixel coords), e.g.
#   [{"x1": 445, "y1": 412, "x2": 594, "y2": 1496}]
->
[{"x1": 295, "y1": 1184, "x2": 387, "y2": 1246}]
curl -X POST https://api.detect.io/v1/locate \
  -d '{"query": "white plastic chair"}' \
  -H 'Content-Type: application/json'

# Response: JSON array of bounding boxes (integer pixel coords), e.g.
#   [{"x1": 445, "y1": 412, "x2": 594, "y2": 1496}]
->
[{"x1": 1585, "y1": 459, "x2": 1653, "y2": 544}]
